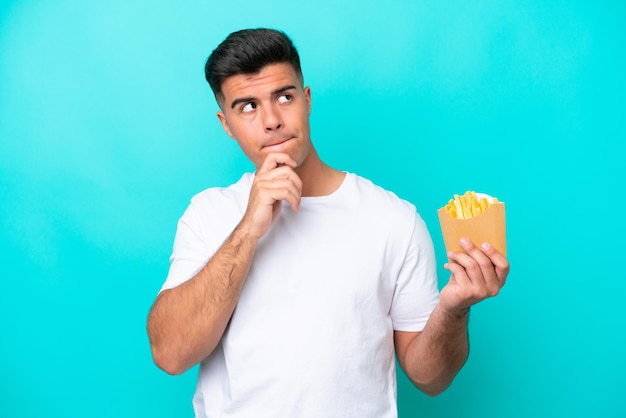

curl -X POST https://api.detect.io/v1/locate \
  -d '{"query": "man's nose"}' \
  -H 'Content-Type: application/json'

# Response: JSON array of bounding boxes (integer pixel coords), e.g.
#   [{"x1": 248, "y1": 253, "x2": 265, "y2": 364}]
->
[{"x1": 262, "y1": 104, "x2": 283, "y2": 131}]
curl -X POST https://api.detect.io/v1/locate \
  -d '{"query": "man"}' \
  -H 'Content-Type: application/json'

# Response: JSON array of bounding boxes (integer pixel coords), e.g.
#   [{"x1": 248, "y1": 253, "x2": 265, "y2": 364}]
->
[{"x1": 147, "y1": 28, "x2": 509, "y2": 417}]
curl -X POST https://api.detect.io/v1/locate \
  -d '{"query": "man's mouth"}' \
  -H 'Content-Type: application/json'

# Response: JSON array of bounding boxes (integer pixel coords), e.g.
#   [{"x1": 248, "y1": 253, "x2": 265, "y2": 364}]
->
[{"x1": 264, "y1": 136, "x2": 293, "y2": 148}]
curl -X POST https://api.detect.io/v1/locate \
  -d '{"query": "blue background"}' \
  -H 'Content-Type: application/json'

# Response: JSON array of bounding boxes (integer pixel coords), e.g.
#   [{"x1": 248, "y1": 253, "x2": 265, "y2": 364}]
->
[{"x1": 1, "y1": 0, "x2": 624, "y2": 416}]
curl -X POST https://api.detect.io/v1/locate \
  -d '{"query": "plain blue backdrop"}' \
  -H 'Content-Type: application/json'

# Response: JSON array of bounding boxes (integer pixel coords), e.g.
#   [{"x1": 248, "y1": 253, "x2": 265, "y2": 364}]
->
[{"x1": 1, "y1": 0, "x2": 624, "y2": 416}]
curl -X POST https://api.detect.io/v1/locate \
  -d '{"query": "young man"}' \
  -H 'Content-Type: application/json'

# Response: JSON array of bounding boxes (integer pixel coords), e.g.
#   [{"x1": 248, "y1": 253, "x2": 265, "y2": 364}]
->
[{"x1": 147, "y1": 28, "x2": 509, "y2": 417}]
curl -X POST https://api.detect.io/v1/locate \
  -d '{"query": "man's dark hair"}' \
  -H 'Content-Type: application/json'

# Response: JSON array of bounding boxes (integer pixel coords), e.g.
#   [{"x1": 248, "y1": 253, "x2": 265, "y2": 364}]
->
[{"x1": 205, "y1": 28, "x2": 303, "y2": 102}]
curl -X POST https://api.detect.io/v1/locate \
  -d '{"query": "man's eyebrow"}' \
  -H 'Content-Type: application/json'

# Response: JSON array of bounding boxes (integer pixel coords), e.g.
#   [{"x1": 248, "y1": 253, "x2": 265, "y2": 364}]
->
[
  {"x1": 230, "y1": 96, "x2": 256, "y2": 110},
  {"x1": 272, "y1": 85, "x2": 297, "y2": 95},
  {"x1": 229, "y1": 85, "x2": 297, "y2": 110}
]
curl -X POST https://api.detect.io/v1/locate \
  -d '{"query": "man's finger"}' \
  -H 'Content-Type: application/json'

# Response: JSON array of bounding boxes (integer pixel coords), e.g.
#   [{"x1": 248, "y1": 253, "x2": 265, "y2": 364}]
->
[
  {"x1": 458, "y1": 238, "x2": 501, "y2": 294},
  {"x1": 255, "y1": 169, "x2": 303, "y2": 199},
  {"x1": 257, "y1": 178, "x2": 302, "y2": 212},
  {"x1": 443, "y1": 260, "x2": 471, "y2": 289},
  {"x1": 257, "y1": 153, "x2": 297, "y2": 174},
  {"x1": 479, "y1": 242, "x2": 510, "y2": 284}
]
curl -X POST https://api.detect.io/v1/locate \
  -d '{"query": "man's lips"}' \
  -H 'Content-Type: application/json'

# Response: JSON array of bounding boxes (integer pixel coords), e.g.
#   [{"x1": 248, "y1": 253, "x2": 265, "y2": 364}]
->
[{"x1": 263, "y1": 136, "x2": 294, "y2": 148}]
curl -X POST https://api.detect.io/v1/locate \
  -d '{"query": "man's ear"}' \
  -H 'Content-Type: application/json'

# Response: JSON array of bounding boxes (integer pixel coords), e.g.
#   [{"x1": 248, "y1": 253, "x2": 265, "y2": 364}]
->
[
  {"x1": 217, "y1": 111, "x2": 234, "y2": 138},
  {"x1": 304, "y1": 86, "x2": 312, "y2": 115}
]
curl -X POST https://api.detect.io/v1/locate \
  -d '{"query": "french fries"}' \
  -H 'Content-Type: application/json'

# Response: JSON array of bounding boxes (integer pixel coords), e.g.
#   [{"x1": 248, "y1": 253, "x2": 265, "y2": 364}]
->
[
  {"x1": 443, "y1": 191, "x2": 499, "y2": 220},
  {"x1": 438, "y1": 190, "x2": 506, "y2": 256}
]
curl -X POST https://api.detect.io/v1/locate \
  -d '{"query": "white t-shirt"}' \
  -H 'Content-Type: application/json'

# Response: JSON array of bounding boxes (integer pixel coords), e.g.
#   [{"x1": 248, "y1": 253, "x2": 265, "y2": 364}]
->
[{"x1": 161, "y1": 172, "x2": 439, "y2": 418}]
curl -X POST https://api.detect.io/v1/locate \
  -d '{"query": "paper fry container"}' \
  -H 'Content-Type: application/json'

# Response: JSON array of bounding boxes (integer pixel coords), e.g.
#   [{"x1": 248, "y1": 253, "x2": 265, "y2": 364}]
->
[{"x1": 437, "y1": 202, "x2": 507, "y2": 257}]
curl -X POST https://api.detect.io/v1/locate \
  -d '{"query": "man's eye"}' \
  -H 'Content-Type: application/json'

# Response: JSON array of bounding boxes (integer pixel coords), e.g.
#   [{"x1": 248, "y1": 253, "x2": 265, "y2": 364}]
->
[
  {"x1": 241, "y1": 102, "x2": 256, "y2": 113},
  {"x1": 277, "y1": 94, "x2": 292, "y2": 104}
]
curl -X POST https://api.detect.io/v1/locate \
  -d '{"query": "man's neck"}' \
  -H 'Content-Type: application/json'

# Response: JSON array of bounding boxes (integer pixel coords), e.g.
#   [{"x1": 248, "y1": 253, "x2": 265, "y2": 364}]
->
[{"x1": 295, "y1": 146, "x2": 345, "y2": 197}]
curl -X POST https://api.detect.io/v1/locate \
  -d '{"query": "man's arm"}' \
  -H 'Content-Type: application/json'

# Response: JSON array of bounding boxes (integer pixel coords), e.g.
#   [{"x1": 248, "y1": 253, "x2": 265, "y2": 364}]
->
[
  {"x1": 147, "y1": 225, "x2": 258, "y2": 375},
  {"x1": 147, "y1": 153, "x2": 302, "y2": 375},
  {"x1": 395, "y1": 238, "x2": 509, "y2": 396}
]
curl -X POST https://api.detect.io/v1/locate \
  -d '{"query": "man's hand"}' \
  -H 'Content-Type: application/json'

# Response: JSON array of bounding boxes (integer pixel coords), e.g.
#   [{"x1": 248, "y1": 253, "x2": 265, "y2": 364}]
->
[
  {"x1": 440, "y1": 238, "x2": 510, "y2": 315},
  {"x1": 241, "y1": 153, "x2": 303, "y2": 240},
  {"x1": 148, "y1": 155, "x2": 303, "y2": 375},
  {"x1": 394, "y1": 238, "x2": 509, "y2": 395}
]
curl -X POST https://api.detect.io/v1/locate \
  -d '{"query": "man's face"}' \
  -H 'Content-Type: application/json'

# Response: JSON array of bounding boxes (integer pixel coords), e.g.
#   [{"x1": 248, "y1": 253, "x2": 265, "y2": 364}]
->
[{"x1": 217, "y1": 62, "x2": 312, "y2": 170}]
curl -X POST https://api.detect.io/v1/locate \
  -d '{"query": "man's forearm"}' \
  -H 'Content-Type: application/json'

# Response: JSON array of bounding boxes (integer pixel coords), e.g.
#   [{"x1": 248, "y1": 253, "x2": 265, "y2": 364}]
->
[
  {"x1": 400, "y1": 304, "x2": 470, "y2": 396},
  {"x1": 147, "y1": 224, "x2": 258, "y2": 375}
]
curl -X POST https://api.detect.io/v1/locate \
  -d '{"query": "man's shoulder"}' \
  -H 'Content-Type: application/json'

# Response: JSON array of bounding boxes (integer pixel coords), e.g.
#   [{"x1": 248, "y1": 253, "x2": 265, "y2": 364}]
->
[
  {"x1": 347, "y1": 173, "x2": 416, "y2": 215},
  {"x1": 177, "y1": 173, "x2": 252, "y2": 234},
  {"x1": 189, "y1": 172, "x2": 253, "y2": 208}
]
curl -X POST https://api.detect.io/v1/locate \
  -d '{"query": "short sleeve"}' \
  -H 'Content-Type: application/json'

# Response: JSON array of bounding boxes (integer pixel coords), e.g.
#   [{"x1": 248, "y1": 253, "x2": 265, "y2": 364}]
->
[
  {"x1": 390, "y1": 212, "x2": 440, "y2": 332},
  {"x1": 160, "y1": 202, "x2": 211, "y2": 292}
]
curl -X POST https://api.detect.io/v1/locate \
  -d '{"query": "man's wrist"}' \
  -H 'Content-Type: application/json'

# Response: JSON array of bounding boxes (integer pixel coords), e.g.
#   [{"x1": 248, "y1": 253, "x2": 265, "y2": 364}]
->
[
  {"x1": 233, "y1": 217, "x2": 264, "y2": 243},
  {"x1": 440, "y1": 305, "x2": 470, "y2": 322}
]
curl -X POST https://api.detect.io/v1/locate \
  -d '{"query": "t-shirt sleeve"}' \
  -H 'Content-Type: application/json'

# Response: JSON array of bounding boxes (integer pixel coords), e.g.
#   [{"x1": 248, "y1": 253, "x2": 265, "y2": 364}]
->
[
  {"x1": 390, "y1": 211, "x2": 440, "y2": 332},
  {"x1": 160, "y1": 202, "x2": 210, "y2": 292}
]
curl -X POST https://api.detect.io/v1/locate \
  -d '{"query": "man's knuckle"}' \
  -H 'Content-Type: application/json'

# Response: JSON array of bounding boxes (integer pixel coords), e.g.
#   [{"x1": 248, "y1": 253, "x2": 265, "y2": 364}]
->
[
  {"x1": 467, "y1": 262, "x2": 481, "y2": 275},
  {"x1": 487, "y1": 285, "x2": 500, "y2": 297}
]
